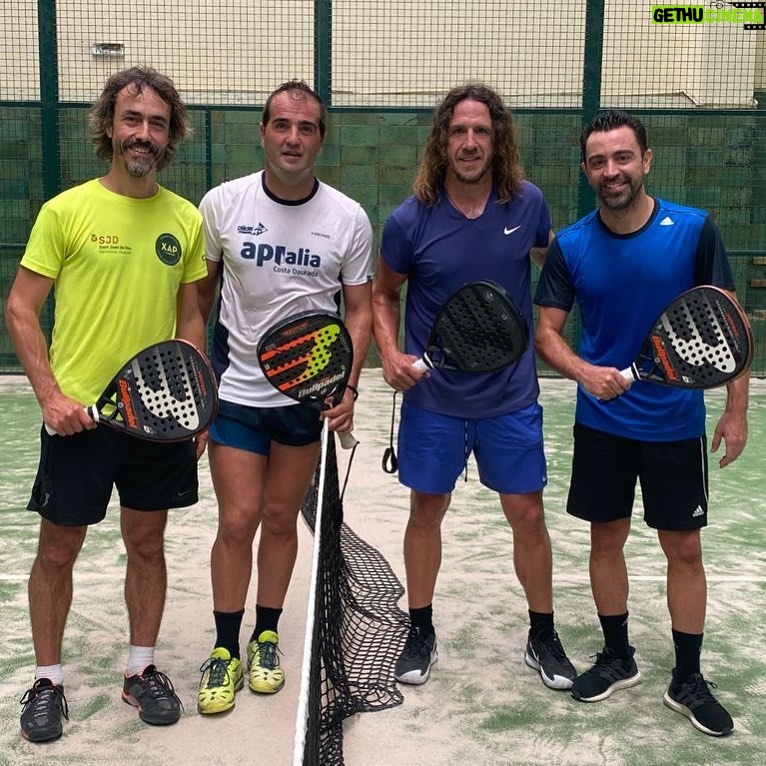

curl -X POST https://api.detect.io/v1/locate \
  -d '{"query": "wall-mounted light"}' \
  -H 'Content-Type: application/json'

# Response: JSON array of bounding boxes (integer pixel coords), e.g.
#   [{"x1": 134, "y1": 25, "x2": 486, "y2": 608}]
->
[{"x1": 91, "y1": 43, "x2": 125, "y2": 57}]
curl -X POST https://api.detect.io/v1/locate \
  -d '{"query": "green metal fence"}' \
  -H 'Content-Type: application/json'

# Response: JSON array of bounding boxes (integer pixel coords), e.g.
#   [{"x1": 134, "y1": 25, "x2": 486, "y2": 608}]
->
[{"x1": 2, "y1": 0, "x2": 765, "y2": 374}]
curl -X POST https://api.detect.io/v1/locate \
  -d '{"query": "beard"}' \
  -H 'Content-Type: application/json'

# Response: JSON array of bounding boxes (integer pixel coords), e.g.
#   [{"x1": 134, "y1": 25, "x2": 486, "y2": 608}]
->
[
  {"x1": 118, "y1": 138, "x2": 163, "y2": 177},
  {"x1": 448, "y1": 154, "x2": 492, "y2": 185},
  {"x1": 596, "y1": 172, "x2": 645, "y2": 211}
]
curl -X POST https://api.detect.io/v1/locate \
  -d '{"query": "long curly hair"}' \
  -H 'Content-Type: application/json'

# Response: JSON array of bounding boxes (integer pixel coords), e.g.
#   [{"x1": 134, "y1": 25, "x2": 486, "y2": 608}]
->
[
  {"x1": 89, "y1": 67, "x2": 190, "y2": 171},
  {"x1": 413, "y1": 83, "x2": 524, "y2": 205}
]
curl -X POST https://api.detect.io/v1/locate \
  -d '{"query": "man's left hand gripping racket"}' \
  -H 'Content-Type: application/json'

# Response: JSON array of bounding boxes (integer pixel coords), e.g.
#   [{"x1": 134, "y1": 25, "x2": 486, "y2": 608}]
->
[
  {"x1": 45, "y1": 339, "x2": 218, "y2": 441},
  {"x1": 257, "y1": 311, "x2": 358, "y2": 449}
]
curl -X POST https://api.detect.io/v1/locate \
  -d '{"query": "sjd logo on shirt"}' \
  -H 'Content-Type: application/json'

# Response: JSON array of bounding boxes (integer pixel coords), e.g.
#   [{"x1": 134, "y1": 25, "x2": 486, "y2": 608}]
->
[{"x1": 156, "y1": 233, "x2": 182, "y2": 265}]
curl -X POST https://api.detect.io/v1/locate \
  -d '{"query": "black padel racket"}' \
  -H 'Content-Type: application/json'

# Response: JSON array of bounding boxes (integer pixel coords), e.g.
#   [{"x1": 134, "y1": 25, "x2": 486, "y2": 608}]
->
[
  {"x1": 621, "y1": 285, "x2": 752, "y2": 389},
  {"x1": 45, "y1": 339, "x2": 218, "y2": 440},
  {"x1": 257, "y1": 311, "x2": 358, "y2": 449},
  {"x1": 413, "y1": 280, "x2": 529, "y2": 373}
]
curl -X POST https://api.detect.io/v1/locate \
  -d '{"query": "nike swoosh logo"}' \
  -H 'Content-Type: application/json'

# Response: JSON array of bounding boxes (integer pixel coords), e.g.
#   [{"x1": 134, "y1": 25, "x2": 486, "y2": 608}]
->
[{"x1": 504, "y1": 226, "x2": 521, "y2": 235}]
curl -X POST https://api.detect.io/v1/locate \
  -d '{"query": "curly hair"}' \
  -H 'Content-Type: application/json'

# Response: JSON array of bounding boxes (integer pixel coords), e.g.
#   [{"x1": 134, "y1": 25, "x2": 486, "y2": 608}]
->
[
  {"x1": 413, "y1": 83, "x2": 524, "y2": 205},
  {"x1": 262, "y1": 80, "x2": 327, "y2": 139},
  {"x1": 89, "y1": 67, "x2": 190, "y2": 171}
]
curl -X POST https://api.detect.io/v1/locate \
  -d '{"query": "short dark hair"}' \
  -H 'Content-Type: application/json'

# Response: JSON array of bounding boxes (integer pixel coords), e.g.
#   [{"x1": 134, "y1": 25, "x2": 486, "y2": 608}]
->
[
  {"x1": 262, "y1": 80, "x2": 327, "y2": 139},
  {"x1": 580, "y1": 110, "x2": 648, "y2": 162},
  {"x1": 89, "y1": 67, "x2": 190, "y2": 171}
]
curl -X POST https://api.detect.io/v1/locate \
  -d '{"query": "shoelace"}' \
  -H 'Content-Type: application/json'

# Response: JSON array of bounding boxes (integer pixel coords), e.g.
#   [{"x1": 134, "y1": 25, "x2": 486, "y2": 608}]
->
[
  {"x1": 20, "y1": 682, "x2": 69, "y2": 722},
  {"x1": 199, "y1": 657, "x2": 230, "y2": 688},
  {"x1": 403, "y1": 629, "x2": 431, "y2": 659},
  {"x1": 681, "y1": 675, "x2": 718, "y2": 705},
  {"x1": 255, "y1": 641, "x2": 281, "y2": 670},
  {"x1": 541, "y1": 631, "x2": 568, "y2": 662},
  {"x1": 135, "y1": 666, "x2": 181, "y2": 703}
]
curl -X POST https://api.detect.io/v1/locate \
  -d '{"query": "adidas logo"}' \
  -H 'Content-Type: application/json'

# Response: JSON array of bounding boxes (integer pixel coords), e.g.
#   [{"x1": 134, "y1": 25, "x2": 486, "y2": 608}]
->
[
  {"x1": 692, "y1": 505, "x2": 704, "y2": 518},
  {"x1": 660, "y1": 216, "x2": 674, "y2": 226}
]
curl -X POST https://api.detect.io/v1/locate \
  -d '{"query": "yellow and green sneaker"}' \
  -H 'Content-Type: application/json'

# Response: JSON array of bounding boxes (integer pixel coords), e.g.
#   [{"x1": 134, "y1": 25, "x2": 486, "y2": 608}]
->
[
  {"x1": 197, "y1": 647, "x2": 243, "y2": 714},
  {"x1": 247, "y1": 630, "x2": 285, "y2": 694}
]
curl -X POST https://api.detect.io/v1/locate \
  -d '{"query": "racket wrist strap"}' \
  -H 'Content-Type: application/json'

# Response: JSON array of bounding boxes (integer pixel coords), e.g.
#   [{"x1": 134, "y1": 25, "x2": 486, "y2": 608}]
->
[{"x1": 345, "y1": 383, "x2": 359, "y2": 401}]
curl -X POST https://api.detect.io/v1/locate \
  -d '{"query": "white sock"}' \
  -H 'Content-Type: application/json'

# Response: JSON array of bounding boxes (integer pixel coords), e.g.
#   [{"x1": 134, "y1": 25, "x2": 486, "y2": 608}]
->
[
  {"x1": 126, "y1": 645, "x2": 155, "y2": 677},
  {"x1": 35, "y1": 664, "x2": 64, "y2": 686}
]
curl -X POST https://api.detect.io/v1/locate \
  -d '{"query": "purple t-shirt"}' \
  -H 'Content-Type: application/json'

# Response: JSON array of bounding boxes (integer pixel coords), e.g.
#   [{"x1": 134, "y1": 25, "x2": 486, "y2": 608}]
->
[{"x1": 380, "y1": 182, "x2": 550, "y2": 418}]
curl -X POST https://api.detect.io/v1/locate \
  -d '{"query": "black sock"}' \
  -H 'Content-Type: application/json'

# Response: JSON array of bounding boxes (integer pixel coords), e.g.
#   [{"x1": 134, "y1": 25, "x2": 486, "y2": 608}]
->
[
  {"x1": 409, "y1": 604, "x2": 434, "y2": 633},
  {"x1": 599, "y1": 612, "x2": 631, "y2": 658},
  {"x1": 251, "y1": 605, "x2": 283, "y2": 642},
  {"x1": 529, "y1": 610, "x2": 555, "y2": 640},
  {"x1": 672, "y1": 629, "x2": 703, "y2": 683},
  {"x1": 213, "y1": 609, "x2": 245, "y2": 659}
]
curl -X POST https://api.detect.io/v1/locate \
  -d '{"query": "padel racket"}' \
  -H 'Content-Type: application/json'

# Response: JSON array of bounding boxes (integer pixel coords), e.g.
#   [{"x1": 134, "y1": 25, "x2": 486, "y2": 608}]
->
[
  {"x1": 257, "y1": 311, "x2": 358, "y2": 449},
  {"x1": 621, "y1": 285, "x2": 752, "y2": 389},
  {"x1": 412, "y1": 280, "x2": 529, "y2": 373},
  {"x1": 45, "y1": 339, "x2": 217, "y2": 440}
]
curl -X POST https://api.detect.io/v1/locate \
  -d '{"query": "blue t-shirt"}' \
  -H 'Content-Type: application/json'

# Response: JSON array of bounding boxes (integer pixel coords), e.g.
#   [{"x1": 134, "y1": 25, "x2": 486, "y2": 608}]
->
[
  {"x1": 534, "y1": 198, "x2": 734, "y2": 441},
  {"x1": 380, "y1": 181, "x2": 551, "y2": 418}
]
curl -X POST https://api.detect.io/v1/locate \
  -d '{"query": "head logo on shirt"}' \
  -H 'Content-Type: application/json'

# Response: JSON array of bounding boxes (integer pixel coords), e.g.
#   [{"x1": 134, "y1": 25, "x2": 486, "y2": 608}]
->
[{"x1": 156, "y1": 233, "x2": 183, "y2": 266}]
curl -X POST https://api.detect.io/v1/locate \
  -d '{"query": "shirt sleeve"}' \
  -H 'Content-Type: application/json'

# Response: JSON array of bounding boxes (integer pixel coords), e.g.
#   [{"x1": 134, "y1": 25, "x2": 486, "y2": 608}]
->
[
  {"x1": 19, "y1": 203, "x2": 66, "y2": 280},
  {"x1": 693, "y1": 215, "x2": 735, "y2": 290},
  {"x1": 199, "y1": 188, "x2": 223, "y2": 264},
  {"x1": 533, "y1": 237, "x2": 576, "y2": 311},
  {"x1": 340, "y1": 205, "x2": 374, "y2": 286}
]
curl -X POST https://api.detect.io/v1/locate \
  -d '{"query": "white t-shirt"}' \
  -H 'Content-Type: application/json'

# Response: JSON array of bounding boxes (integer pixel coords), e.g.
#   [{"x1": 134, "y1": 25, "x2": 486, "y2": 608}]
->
[{"x1": 200, "y1": 170, "x2": 373, "y2": 406}]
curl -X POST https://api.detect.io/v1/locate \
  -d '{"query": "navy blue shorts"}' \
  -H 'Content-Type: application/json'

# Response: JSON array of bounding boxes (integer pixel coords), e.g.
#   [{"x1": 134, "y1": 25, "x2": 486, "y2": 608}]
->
[
  {"x1": 397, "y1": 400, "x2": 547, "y2": 495},
  {"x1": 27, "y1": 425, "x2": 198, "y2": 527},
  {"x1": 567, "y1": 423, "x2": 708, "y2": 531},
  {"x1": 209, "y1": 399, "x2": 322, "y2": 455}
]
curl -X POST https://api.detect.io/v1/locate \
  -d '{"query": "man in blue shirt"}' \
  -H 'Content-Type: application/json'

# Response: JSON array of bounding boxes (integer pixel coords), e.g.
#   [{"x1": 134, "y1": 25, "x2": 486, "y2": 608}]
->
[
  {"x1": 535, "y1": 109, "x2": 749, "y2": 737},
  {"x1": 373, "y1": 83, "x2": 575, "y2": 692}
]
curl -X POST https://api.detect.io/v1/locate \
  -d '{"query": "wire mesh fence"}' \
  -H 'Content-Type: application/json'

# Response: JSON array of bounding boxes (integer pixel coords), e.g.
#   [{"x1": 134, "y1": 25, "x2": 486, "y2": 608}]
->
[{"x1": 1, "y1": 0, "x2": 765, "y2": 373}]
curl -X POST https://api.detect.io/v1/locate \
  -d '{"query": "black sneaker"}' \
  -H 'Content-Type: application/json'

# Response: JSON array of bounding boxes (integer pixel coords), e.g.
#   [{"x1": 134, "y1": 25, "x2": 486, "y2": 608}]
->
[
  {"x1": 121, "y1": 665, "x2": 182, "y2": 725},
  {"x1": 663, "y1": 669, "x2": 734, "y2": 736},
  {"x1": 394, "y1": 626, "x2": 438, "y2": 685},
  {"x1": 524, "y1": 630, "x2": 577, "y2": 690},
  {"x1": 19, "y1": 678, "x2": 69, "y2": 743},
  {"x1": 571, "y1": 646, "x2": 641, "y2": 702}
]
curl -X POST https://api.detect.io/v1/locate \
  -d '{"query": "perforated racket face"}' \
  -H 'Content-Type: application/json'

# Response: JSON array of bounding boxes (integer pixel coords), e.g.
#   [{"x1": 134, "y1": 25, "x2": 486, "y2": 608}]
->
[
  {"x1": 426, "y1": 281, "x2": 529, "y2": 372},
  {"x1": 634, "y1": 286, "x2": 752, "y2": 388},
  {"x1": 257, "y1": 312, "x2": 353, "y2": 409},
  {"x1": 97, "y1": 340, "x2": 218, "y2": 440}
]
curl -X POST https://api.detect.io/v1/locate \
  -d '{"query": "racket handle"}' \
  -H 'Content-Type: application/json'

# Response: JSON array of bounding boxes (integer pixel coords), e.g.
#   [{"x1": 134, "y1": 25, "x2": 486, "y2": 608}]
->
[
  {"x1": 412, "y1": 357, "x2": 429, "y2": 373},
  {"x1": 338, "y1": 431, "x2": 358, "y2": 450},
  {"x1": 620, "y1": 366, "x2": 637, "y2": 382},
  {"x1": 43, "y1": 406, "x2": 99, "y2": 436}
]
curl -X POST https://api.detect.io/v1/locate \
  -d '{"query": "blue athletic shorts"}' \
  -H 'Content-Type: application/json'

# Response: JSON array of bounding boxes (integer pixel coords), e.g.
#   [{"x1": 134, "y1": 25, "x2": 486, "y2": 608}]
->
[
  {"x1": 567, "y1": 423, "x2": 708, "y2": 531},
  {"x1": 397, "y1": 400, "x2": 547, "y2": 495},
  {"x1": 209, "y1": 399, "x2": 322, "y2": 455}
]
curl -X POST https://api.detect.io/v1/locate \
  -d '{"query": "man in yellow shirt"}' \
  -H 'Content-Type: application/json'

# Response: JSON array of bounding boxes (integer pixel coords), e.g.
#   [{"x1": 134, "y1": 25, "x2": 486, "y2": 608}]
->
[{"x1": 5, "y1": 66, "x2": 207, "y2": 743}]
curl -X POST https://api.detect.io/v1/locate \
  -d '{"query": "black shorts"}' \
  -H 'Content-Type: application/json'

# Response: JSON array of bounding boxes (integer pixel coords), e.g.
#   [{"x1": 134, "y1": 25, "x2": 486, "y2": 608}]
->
[
  {"x1": 27, "y1": 425, "x2": 198, "y2": 527},
  {"x1": 566, "y1": 423, "x2": 708, "y2": 531}
]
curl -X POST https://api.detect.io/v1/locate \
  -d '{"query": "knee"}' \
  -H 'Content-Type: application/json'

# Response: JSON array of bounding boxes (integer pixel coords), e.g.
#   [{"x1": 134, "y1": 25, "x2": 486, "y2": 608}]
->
[
  {"x1": 123, "y1": 529, "x2": 165, "y2": 561},
  {"x1": 663, "y1": 533, "x2": 703, "y2": 569},
  {"x1": 37, "y1": 536, "x2": 82, "y2": 570},
  {"x1": 218, "y1": 511, "x2": 259, "y2": 545},
  {"x1": 409, "y1": 494, "x2": 450, "y2": 531},
  {"x1": 259, "y1": 504, "x2": 298, "y2": 539}
]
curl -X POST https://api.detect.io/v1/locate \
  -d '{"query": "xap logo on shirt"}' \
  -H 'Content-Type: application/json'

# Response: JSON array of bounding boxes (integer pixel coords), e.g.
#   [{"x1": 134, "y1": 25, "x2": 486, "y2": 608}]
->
[
  {"x1": 240, "y1": 241, "x2": 321, "y2": 269},
  {"x1": 156, "y1": 233, "x2": 183, "y2": 265}
]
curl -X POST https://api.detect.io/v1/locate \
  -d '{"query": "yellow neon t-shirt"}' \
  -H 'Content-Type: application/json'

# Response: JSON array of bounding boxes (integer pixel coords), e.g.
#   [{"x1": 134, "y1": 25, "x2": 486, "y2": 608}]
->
[{"x1": 21, "y1": 179, "x2": 206, "y2": 404}]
